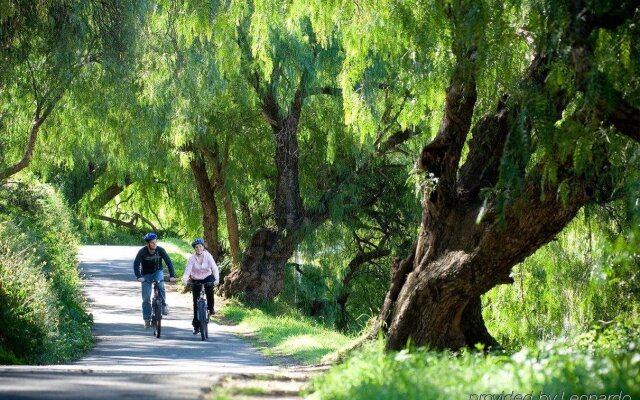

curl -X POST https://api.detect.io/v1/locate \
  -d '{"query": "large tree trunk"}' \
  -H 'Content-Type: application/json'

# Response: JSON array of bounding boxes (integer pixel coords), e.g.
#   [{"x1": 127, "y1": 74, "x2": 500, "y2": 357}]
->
[
  {"x1": 204, "y1": 144, "x2": 242, "y2": 268},
  {"x1": 371, "y1": 1, "x2": 635, "y2": 351},
  {"x1": 189, "y1": 156, "x2": 222, "y2": 259},
  {"x1": 222, "y1": 227, "x2": 297, "y2": 303},
  {"x1": 375, "y1": 181, "x2": 590, "y2": 350},
  {"x1": 220, "y1": 79, "x2": 307, "y2": 302},
  {"x1": 219, "y1": 186, "x2": 241, "y2": 267}
]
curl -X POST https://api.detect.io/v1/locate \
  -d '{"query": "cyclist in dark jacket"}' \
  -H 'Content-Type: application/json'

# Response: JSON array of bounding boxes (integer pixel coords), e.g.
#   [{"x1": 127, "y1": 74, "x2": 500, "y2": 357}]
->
[{"x1": 133, "y1": 233, "x2": 177, "y2": 328}]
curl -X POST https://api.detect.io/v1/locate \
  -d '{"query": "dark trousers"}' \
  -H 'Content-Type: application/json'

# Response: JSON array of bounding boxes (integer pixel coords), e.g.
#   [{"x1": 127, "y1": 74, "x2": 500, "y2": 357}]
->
[{"x1": 191, "y1": 275, "x2": 214, "y2": 327}]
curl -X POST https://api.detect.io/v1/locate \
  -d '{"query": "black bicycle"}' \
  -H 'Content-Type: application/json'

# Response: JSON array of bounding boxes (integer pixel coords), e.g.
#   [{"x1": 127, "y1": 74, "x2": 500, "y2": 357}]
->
[
  {"x1": 189, "y1": 281, "x2": 214, "y2": 341},
  {"x1": 150, "y1": 280, "x2": 163, "y2": 338}
]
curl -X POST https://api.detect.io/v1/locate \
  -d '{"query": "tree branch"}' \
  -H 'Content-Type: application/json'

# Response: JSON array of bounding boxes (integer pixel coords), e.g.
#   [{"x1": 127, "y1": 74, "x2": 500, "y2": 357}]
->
[
  {"x1": 417, "y1": 46, "x2": 478, "y2": 203},
  {"x1": 91, "y1": 179, "x2": 132, "y2": 210},
  {"x1": 95, "y1": 214, "x2": 138, "y2": 231},
  {"x1": 596, "y1": 86, "x2": 640, "y2": 144},
  {"x1": 376, "y1": 129, "x2": 419, "y2": 155},
  {"x1": 0, "y1": 110, "x2": 44, "y2": 182}
]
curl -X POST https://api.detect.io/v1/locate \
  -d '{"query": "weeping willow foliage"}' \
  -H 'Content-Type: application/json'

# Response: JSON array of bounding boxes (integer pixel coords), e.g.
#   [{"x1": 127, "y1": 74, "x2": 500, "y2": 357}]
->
[
  {"x1": 484, "y1": 201, "x2": 640, "y2": 349},
  {"x1": 0, "y1": 1, "x2": 143, "y2": 177},
  {"x1": 3, "y1": 0, "x2": 638, "y2": 345}
]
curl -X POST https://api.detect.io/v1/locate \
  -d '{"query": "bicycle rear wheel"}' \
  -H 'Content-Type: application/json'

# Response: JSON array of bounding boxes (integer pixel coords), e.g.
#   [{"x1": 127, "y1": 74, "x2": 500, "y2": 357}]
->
[{"x1": 153, "y1": 301, "x2": 162, "y2": 338}]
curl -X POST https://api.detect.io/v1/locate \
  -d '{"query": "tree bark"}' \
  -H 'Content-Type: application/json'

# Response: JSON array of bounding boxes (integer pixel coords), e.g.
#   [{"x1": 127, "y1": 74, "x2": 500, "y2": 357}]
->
[
  {"x1": 220, "y1": 76, "x2": 308, "y2": 302},
  {"x1": 0, "y1": 112, "x2": 44, "y2": 182},
  {"x1": 91, "y1": 177, "x2": 132, "y2": 210},
  {"x1": 272, "y1": 88, "x2": 305, "y2": 231},
  {"x1": 189, "y1": 156, "x2": 222, "y2": 259},
  {"x1": 221, "y1": 227, "x2": 295, "y2": 303},
  {"x1": 372, "y1": 1, "x2": 633, "y2": 351},
  {"x1": 204, "y1": 145, "x2": 242, "y2": 268}
]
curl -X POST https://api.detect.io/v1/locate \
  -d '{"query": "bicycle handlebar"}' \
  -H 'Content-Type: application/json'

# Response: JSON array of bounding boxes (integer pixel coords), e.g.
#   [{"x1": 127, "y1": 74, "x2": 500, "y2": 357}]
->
[
  {"x1": 137, "y1": 277, "x2": 176, "y2": 283},
  {"x1": 186, "y1": 282, "x2": 216, "y2": 288}
]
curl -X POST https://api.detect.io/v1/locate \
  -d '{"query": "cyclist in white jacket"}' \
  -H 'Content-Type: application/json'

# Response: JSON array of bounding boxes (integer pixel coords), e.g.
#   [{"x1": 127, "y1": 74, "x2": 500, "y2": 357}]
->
[{"x1": 182, "y1": 238, "x2": 219, "y2": 335}]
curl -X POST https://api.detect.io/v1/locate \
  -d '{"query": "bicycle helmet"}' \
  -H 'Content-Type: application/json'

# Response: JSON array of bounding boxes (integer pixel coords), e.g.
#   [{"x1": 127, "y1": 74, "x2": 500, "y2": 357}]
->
[
  {"x1": 191, "y1": 238, "x2": 205, "y2": 248},
  {"x1": 143, "y1": 232, "x2": 158, "y2": 242}
]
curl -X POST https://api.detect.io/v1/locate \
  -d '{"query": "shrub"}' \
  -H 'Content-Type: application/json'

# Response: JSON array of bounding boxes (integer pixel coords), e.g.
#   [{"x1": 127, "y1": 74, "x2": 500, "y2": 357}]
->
[{"x1": 0, "y1": 181, "x2": 93, "y2": 364}]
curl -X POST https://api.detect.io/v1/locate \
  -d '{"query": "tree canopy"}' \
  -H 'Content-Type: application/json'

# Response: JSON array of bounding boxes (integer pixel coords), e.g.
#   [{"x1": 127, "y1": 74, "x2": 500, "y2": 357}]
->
[{"x1": 1, "y1": 0, "x2": 638, "y2": 350}]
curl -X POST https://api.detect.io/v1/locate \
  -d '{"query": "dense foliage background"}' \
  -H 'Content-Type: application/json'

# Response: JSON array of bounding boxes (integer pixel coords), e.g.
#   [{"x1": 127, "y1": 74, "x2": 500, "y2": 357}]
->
[{"x1": 1, "y1": 0, "x2": 638, "y2": 396}]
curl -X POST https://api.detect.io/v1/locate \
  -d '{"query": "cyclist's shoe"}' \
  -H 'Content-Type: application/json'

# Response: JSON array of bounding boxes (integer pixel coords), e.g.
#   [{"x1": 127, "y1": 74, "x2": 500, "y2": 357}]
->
[
  {"x1": 144, "y1": 320, "x2": 151, "y2": 328},
  {"x1": 192, "y1": 326, "x2": 200, "y2": 335},
  {"x1": 162, "y1": 305, "x2": 169, "y2": 316}
]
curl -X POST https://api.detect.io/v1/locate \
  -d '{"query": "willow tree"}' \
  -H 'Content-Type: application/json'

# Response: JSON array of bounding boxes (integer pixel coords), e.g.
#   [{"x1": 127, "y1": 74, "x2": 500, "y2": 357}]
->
[
  {"x1": 308, "y1": 0, "x2": 640, "y2": 350},
  {"x1": 215, "y1": 1, "x2": 421, "y2": 302},
  {"x1": 131, "y1": 1, "x2": 275, "y2": 260},
  {"x1": 0, "y1": 1, "x2": 141, "y2": 183}
]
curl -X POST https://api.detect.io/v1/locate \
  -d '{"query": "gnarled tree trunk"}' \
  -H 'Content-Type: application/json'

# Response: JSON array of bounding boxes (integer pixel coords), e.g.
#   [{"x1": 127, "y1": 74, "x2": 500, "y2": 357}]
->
[
  {"x1": 221, "y1": 86, "x2": 306, "y2": 302},
  {"x1": 189, "y1": 156, "x2": 222, "y2": 259},
  {"x1": 374, "y1": 180, "x2": 591, "y2": 350},
  {"x1": 372, "y1": 1, "x2": 638, "y2": 351},
  {"x1": 222, "y1": 227, "x2": 297, "y2": 303},
  {"x1": 204, "y1": 144, "x2": 242, "y2": 268}
]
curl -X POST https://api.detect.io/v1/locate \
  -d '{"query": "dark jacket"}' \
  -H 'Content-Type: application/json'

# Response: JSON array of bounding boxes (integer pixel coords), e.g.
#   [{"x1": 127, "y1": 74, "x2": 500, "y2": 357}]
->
[{"x1": 133, "y1": 246, "x2": 176, "y2": 278}]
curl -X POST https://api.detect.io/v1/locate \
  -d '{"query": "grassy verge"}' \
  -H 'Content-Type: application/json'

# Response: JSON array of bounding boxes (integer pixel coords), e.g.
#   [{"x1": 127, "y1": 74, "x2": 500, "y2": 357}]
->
[
  {"x1": 219, "y1": 298, "x2": 354, "y2": 365},
  {"x1": 308, "y1": 337, "x2": 640, "y2": 400}
]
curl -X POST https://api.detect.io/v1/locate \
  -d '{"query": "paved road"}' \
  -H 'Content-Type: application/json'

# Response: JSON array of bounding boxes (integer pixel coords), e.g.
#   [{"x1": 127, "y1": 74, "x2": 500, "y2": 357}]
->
[{"x1": 0, "y1": 246, "x2": 276, "y2": 399}]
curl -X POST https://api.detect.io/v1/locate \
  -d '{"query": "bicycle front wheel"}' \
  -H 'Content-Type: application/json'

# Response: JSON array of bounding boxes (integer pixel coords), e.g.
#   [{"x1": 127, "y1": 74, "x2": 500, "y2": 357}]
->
[
  {"x1": 153, "y1": 302, "x2": 162, "y2": 338},
  {"x1": 197, "y1": 304, "x2": 206, "y2": 341}
]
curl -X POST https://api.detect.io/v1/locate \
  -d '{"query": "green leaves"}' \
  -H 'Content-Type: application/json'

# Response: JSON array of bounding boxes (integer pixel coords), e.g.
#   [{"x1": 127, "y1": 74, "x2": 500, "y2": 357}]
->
[{"x1": 0, "y1": 179, "x2": 92, "y2": 364}]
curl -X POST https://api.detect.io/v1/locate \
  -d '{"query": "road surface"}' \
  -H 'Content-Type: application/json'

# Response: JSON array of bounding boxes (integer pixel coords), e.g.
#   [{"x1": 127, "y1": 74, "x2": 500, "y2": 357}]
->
[{"x1": 0, "y1": 245, "x2": 276, "y2": 399}]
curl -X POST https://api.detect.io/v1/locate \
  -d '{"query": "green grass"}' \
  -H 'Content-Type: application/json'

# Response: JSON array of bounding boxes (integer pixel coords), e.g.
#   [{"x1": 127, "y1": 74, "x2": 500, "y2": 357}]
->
[
  {"x1": 220, "y1": 299, "x2": 354, "y2": 364},
  {"x1": 308, "y1": 338, "x2": 640, "y2": 400}
]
